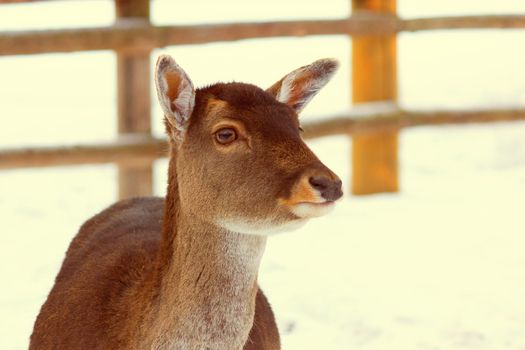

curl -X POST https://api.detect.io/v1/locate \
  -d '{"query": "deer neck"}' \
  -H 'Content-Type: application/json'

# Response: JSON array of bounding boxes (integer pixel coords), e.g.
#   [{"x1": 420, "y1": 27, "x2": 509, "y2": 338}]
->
[{"x1": 147, "y1": 156, "x2": 267, "y2": 350}]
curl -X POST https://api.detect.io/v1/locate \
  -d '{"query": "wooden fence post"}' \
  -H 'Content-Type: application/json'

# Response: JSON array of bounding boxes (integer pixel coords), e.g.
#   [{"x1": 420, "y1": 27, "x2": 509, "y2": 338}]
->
[
  {"x1": 115, "y1": 0, "x2": 153, "y2": 199},
  {"x1": 351, "y1": 0, "x2": 398, "y2": 195}
]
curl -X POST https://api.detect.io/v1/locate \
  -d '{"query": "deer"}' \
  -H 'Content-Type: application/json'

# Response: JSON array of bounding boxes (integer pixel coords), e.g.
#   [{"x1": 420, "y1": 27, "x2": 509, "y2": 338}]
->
[{"x1": 29, "y1": 55, "x2": 343, "y2": 350}]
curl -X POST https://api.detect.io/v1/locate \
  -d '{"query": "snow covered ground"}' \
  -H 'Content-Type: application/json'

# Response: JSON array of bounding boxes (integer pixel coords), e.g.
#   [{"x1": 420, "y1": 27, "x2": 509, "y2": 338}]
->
[{"x1": 1, "y1": 1, "x2": 525, "y2": 349}]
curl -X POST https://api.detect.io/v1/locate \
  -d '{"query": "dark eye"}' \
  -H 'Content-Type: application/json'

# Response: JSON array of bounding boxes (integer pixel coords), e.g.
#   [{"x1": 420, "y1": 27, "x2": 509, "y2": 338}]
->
[
  {"x1": 215, "y1": 128, "x2": 237, "y2": 144},
  {"x1": 299, "y1": 126, "x2": 304, "y2": 133}
]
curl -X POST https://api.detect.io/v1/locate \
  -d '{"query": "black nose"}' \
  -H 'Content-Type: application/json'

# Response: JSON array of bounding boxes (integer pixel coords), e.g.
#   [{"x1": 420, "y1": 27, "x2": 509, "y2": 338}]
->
[{"x1": 308, "y1": 176, "x2": 343, "y2": 201}]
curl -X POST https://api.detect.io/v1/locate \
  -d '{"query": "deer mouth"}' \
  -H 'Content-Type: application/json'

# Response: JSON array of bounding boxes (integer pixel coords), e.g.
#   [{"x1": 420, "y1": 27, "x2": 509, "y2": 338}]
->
[
  {"x1": 299, "y1": 200, "x2": 335, "y2": 206},
  {"x1": 290, "y1": 200, "x2": 335, "y2": 218}
]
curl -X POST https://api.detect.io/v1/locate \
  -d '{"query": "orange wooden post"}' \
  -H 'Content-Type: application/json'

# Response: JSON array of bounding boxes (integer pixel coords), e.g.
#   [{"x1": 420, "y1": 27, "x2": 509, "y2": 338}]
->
[
  {"x1": 351, "y1": 0, "x2": 399, "y2": 195},
  {"x1": 115, "y1": 0, "x2": 153, "y2": 199}
]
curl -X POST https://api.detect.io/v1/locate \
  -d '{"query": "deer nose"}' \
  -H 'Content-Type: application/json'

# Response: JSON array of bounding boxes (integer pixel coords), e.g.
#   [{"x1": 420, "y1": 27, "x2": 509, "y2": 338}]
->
[{"x1": 308, "y1": 176, "x2": 343, "y2": 202}]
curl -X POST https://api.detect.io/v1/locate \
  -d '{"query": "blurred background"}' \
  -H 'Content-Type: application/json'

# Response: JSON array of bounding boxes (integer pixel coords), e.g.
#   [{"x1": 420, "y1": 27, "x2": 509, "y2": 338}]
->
[{"x1": 1, "y1": 0, "x2": 525, "y2": 349}]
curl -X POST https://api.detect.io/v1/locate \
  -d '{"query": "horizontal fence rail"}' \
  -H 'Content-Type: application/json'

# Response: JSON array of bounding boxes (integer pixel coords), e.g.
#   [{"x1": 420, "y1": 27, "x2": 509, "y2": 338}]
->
[
  {"x1": 1, "y1": 104, "x2": 524, "y2": 170},
  {"x1": 2, "y1": 14, "x2": 525, "y2": 56},
  {"x1": 0, "y1": 135, "x2": 166, "y2": 170},
  {"x1": 0, "y1": 0, "x2": 52, "y2": 3}
]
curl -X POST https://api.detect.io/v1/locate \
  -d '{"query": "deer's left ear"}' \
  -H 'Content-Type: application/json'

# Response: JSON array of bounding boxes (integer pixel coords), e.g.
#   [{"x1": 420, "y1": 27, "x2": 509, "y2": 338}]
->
[
  {"x1": 155, "y1": 55, "x2": 195, "y2": 141},
  {"x1": 266, "y1": 58, "x2": 339, "y2": 114}
]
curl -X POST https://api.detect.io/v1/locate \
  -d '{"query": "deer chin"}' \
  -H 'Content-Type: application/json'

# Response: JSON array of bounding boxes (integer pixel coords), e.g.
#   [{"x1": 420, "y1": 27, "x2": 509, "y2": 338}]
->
[
  {"x1": 290, "y1": 201, "x2": 335, "y2": 218},
  {"x1": 218, "y1": 217, "x2": 308, "y2": 236}
]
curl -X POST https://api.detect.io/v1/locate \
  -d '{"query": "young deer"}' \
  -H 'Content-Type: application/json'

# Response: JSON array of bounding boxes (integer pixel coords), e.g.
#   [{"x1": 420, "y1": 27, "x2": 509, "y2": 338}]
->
[{"x1": 30, "y1": 55, "x2": 343, "y2": 350}]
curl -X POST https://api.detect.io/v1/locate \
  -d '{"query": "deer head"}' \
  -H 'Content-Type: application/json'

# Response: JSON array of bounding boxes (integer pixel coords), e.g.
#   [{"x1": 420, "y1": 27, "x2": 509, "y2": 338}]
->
[{"x1": 155, "y1": 55, "x2": 343, "y2": 235}]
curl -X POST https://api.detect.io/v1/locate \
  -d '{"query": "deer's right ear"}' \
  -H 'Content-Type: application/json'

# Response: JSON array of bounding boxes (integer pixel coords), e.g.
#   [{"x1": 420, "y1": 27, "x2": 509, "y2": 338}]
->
[
  {"x1": 266, "y1": 58, "x2": 339, "y2": 114},
  {"x1": 155, "y1": 55, "x2": 195, "y2": 141}
]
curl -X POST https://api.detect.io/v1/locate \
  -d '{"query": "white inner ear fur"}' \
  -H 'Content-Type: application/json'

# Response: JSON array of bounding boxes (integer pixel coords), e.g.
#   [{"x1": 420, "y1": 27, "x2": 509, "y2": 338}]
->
[
  {"x1": 169, "y1": 76, "x2": 195, "y2": 132},
  {"x1": 155, "y1": 56, "x2": 195, "y2": 139},
  {"x1": 276, "y1": 69, "x2": 298, "y2": 106}
]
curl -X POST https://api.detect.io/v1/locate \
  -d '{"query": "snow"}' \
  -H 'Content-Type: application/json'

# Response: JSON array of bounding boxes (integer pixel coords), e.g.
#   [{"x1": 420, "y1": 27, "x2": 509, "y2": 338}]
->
[{"x1": 2, "y1": 1, "x2": 525, "y2": 349}]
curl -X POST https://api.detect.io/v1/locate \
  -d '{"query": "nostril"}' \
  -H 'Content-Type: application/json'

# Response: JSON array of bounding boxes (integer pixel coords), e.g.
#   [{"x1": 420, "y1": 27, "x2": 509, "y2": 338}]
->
[
  {"x1": 332, "y1": 181, "x2": 344, "y2": 201},
  {"x1": 309, "y1": 176, "x2": 329, "y2": 191},
  {"x1": 309, "y1": 176, "x2": 343, "y2": 201}
]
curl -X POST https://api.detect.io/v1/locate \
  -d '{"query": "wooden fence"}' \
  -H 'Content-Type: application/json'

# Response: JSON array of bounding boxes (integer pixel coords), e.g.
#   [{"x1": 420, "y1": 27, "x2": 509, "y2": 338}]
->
[{"x1": 1, "y1": 0, "x2": 525, "y2": 198}]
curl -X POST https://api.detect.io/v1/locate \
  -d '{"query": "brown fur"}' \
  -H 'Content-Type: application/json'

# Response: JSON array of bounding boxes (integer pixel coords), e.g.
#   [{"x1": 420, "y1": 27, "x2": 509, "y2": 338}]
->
[{"x1": 30, "y1": 57, "x2": 341, "y2": 349}]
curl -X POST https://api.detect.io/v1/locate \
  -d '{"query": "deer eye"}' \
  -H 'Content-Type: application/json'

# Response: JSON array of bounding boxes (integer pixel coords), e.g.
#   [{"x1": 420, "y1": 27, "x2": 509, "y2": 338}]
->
[{"x1": 215, "y1": 127, "x2": 237, "y2": 144}]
